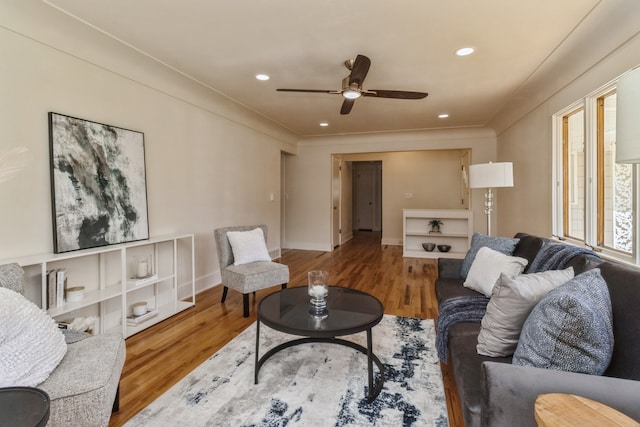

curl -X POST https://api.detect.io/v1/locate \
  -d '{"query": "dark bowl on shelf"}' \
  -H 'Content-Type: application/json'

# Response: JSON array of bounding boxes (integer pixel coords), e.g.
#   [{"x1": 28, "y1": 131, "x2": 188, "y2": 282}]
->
[
  {"x1": 437, "y1": 244, "x2": 452, "y2": 253},
  {"x1": 422, "y1": 243, "x2": 436, "y2": 251}
]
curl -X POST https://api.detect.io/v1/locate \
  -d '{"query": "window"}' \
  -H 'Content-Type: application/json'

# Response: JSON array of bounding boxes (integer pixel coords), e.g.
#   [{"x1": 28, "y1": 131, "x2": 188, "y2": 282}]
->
[
  {"x1": 562, "y1": 108, "x2": 585, "y2": 241},
  {"x1": 597, "y1": 91, "x2": 633, "y2": 253},
  {"x1": 554, "y1": 82, "x2": 637, "y2": 264}
]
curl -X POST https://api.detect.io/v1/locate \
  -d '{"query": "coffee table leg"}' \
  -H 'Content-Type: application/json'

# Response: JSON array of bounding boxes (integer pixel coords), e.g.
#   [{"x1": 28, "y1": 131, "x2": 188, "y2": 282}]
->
[
  {"x1": 254, "y1": 319, "x2": 260, "y2": 384},
  {"x1": 367, "y1": 328, "x2": 374, "y2": 401}
]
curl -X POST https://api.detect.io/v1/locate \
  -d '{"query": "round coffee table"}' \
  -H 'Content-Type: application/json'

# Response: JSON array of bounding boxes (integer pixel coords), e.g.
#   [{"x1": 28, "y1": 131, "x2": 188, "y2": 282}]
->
[{"x1": 255, "y1": 286, "x2": 385, "y2": 403}]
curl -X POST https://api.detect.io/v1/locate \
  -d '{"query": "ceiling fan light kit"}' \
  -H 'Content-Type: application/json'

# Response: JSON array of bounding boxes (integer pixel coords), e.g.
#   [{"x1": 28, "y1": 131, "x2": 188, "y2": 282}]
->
[
  {"x1": 342, "y1": 89, "x2": 361, "y2": 100},
  {"x1": 277, "y1": 54, "x2": 428, "y2": 114}
]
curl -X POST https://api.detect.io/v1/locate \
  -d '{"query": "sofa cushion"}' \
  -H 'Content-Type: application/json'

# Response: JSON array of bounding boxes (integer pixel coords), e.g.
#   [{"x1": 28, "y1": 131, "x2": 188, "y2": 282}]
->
[
  {"x1": 436, "y1": 277, "x2": 484, "y2": 304},
  {"x1": 0, "y1": 287, "x2": 67, "y2": 387},
  {"x1": 476, "y1": 268, "x2": 574, "y2": 357},
  {"x1": 463, "y1": 247, "x2": 528, "y2": 297},
  {"x1": 38, "y1": 332, "x2": 126, "y2": 427},
  {"x1": 461, "y1": 233, "x2": 520, "y2": 279},
  {"x1": 449, "y1": 328, "x2": 512, "y2": 427},
  {"x1": 513, "y1": 268, "x2": 613, "y2": 375},
  {"x1": 226, "y1": 227, "x2": 271, "y2": 266},
  {"x1": 597, "y1": 261, "x2": 640, "y2": 380},
  {"x1": 512, "y1": 234, "x2": 545, "y2": 273}
]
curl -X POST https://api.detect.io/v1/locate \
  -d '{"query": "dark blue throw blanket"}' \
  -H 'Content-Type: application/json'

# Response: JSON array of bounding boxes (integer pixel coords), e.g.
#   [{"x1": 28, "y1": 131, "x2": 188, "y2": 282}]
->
[
  {"x1": 528, "y1": 242, "x2": 599, "y2": 273},
  {"x1": 436, "y1": 295, "x2": 490, "y2": 363}
]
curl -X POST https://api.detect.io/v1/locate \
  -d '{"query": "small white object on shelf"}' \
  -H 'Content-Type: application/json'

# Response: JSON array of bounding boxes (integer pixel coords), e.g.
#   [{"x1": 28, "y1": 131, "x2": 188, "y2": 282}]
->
[
  {"x1": 65, "y1": 286, "x2": 85, "y2": 302},
  {"x1": 126, "y1": 308, "x2": 158, "y2": 326},
  {"x1": 127, "y1": 274, "x2": 159, "y2": 287}
]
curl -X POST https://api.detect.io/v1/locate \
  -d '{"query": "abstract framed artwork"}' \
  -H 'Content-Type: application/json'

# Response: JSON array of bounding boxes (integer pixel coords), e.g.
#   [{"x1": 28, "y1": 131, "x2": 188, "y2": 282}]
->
[{"x1": 49, "y1": 112, "x2": 149, "y2": 253}]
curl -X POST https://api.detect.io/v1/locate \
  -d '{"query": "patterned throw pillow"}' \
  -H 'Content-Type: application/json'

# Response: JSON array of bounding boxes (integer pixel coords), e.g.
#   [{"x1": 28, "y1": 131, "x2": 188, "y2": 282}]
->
[
  {"x1": 513, "y1": 268, "x2": 613, "y2": 375},
  {"x1": 460, "y1": 233, "x2": 519, "y2": 279},
  {"x1": 476, "y1": 267, "x2": 574, "y2": 357}
]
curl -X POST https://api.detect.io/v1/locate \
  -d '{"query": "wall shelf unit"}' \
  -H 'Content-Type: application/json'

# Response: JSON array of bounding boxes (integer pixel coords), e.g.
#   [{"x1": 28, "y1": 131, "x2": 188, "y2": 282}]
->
[
  {"x1": 4, "y1": 233, "x2": 195, "y2": 338},
  {"x1": 403, "y1": 209, "x2": 473, "y2": 259}
]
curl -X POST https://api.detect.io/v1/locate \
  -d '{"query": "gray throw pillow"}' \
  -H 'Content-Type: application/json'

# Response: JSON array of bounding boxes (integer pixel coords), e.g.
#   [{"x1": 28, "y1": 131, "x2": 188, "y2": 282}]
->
[
  {"x1": 512, "y1": 268, "x2": 613, "y2": 375},
  {"x1": 461, "y1": 233, "x2": 519, "y2": 279},
  {"x1": 476, "y1": 267, "x2": 574, "y2": 357}
]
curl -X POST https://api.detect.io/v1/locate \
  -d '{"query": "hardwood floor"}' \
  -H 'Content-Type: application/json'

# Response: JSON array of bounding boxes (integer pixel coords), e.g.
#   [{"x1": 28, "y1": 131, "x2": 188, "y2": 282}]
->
[{"x1": 108, "y1": 231, "x2": 463, "y2": 427}]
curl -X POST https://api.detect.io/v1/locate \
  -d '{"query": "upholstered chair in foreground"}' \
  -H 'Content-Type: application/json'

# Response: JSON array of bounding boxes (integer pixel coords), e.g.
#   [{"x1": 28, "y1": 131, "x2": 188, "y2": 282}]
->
[
  {"x1": 0, "y1": 263, "x2": 125, "y2": 427},
  {"x1": 214, "y1": 225, "x2": 289, "y2": 317}
]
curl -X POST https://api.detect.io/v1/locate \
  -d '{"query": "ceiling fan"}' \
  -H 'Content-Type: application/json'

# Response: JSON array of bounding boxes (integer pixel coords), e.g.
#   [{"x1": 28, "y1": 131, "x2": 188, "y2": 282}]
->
[{"x1": 277, "y1": 54, "x2": 428, "y2": 115}]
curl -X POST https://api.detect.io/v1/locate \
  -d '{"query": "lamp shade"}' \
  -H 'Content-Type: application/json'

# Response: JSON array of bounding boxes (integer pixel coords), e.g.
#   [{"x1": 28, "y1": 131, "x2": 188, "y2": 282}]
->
[
  {"x1": 469, "y1": 162, "x2": 514, "y2": 188},
  {"x1": 616, "y1": 67, "x2": 640, "y2": 163}
]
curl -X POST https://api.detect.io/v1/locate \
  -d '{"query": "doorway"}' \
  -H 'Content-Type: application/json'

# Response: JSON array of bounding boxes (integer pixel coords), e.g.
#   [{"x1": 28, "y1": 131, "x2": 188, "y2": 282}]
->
[{"x1": 353, "y1": 161, "x2": 382, "y2": 231}]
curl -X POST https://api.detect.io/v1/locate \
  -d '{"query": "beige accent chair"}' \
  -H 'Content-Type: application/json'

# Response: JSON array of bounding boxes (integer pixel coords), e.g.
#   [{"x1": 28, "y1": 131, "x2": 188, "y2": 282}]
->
[
  {"x1": 0, "y1": 263, "x2": 125, "y2": 427},
  {"x1": 214, "y1": 225, "x2": 289, "y2": 317}
]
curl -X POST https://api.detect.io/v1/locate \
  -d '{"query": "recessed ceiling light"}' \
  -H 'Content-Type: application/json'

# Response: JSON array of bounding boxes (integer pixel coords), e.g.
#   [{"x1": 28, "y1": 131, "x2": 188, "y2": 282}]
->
[
  {"x1": 438, "y1": 114, "x2": 449, "y2": 119},
  {"x1": 456, "y1": 47, "x2": 475, "y2": 56},
  {"x1": 256, "y1": 74, "x2": 270, "y2": 81},
  {"x1": 319, "y1": 122, "x2": 329, "y2": 127}
]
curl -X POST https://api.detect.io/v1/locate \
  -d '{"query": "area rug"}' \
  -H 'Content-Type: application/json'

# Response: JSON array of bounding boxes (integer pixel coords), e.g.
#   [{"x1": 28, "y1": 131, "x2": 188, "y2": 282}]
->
[{"x1": 124, "y1": 315, "x2": 449, "y2": 426}]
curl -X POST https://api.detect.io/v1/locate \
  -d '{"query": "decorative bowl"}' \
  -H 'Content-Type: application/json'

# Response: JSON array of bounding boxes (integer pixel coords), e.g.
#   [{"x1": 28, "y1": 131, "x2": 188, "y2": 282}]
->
[
  {"x1": 422, "y1": 243, "x2": 436, "y2": 251},
  {"x1": 437, "y1": 244, "x2": 452, "y2": 253},
  {"x1": 132, "y1": 301, "x2": 148, "y2": 316}
]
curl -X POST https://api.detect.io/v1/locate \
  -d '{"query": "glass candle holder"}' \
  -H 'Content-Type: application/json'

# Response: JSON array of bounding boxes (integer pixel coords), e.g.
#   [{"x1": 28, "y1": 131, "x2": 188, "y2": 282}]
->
[{"x1": 308, "y1": 270, "x2": 329, "y2": 319}]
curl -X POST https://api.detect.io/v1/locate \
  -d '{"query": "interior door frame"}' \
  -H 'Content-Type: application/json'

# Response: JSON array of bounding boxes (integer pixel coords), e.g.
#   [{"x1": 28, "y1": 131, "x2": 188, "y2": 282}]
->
[{"x1": 331, "y1": 155, "x2": 341, "y2": 248}]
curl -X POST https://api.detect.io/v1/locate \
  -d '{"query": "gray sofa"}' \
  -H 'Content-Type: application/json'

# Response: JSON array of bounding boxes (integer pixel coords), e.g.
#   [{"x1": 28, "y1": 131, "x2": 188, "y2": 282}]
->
[
  {"x1": 0, "y1": 264, "x2": 126, "y2": 427},
  {"x1": 435, "y1": 233, "x2": 640, "y2": 426}
]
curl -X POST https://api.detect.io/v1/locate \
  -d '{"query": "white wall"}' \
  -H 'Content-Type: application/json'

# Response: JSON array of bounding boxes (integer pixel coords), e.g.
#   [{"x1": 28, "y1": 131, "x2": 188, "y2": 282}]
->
[
  {"x1": 493, "y1": 28, "x2": 640, "y2": 238},
  {"x1": 0, "y1": 3, "x2": 297, "y2": 292},
  {"x1": 284, "y1": 129, "x2": 497, "y2": 250}
]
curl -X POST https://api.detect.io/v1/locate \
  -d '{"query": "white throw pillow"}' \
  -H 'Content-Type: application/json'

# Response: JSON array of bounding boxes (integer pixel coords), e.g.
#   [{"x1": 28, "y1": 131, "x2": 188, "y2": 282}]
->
[
  {"x1": 0, "y1": 287, "x2": 67, "y2": 387},
  {"x1": 476, "y1": 267, "x2": 575, "y2": 357},
  {"x1": 463, "y1": 247, "x2": 528, "y2": 297},
  {"x1": 227, "y1": 228, "x2": 271, "y2": 266}
]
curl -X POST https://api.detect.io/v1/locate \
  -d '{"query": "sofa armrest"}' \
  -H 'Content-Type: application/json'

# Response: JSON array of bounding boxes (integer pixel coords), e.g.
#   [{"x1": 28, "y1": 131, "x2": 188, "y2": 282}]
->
[
  {"x1": 481, "y1": 362, "x2": 640, "y2": 427},
  {"x1": 437, "y1": 258, "x2": 463, "y2": 279}
]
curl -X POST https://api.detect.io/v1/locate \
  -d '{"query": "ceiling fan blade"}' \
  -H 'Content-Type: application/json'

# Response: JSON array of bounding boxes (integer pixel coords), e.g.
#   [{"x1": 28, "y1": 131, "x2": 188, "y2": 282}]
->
[
  {"x1": 363, "y1": 90, "x2": 428, "y2": 99},
  {"x1": 340, "y1": 99, "x2": 355, "y2": 115},
  {"x1": 277, "y1": 89, "x2": 338, "y2": 94},
  {"x1": 348, "y1": 55, "x2": 371, "y2": 86}
]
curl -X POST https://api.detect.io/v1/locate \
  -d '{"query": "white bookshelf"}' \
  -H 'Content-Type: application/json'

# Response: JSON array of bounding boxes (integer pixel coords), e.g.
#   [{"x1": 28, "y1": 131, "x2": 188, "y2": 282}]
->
[
  {"x1": 403, "y1": 209, "x2": 473, "y2": 259},
  {"x1": 4, "y1": 233, "x2": 195, "y2": 338}
]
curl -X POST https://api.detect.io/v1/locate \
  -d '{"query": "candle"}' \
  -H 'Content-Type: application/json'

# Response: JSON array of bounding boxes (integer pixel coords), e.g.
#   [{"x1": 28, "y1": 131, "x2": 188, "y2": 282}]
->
[
  {"x1": 310, "y1": 285, "x2": 328, "y2": 298},
  {"x1": 137, "y1": 260, "x2": 148, "y2": 278}
]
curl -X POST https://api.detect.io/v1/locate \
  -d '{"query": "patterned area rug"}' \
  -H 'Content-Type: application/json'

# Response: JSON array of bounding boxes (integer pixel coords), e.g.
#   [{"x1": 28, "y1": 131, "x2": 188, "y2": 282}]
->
[{"x1": 124, "y1": 315, "x2": 449, "y2": 426}]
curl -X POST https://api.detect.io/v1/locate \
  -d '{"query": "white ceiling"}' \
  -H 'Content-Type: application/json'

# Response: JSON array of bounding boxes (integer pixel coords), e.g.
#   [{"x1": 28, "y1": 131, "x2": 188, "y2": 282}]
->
[{"x1": 43, "y1": 0, "x2": 628, "y2": 137}]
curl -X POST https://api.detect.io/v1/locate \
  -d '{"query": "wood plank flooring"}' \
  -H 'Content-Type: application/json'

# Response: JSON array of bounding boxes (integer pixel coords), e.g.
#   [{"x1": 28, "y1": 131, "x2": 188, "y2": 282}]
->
[{"x1": 108, "y1": 231, "x2": 463, "y2": 427}]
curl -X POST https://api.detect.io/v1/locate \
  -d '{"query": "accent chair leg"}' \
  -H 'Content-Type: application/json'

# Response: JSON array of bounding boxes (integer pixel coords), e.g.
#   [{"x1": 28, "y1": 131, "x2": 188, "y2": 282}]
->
[
  {"x1": 243, "y1": 293, "x2": 250, "y2": 317},
  {"x1": 112, "y1": 384, "x2": 120, "y2": 412},
  {"x1": 221, "y1": 286, "x2": 229, "y2": 303}
]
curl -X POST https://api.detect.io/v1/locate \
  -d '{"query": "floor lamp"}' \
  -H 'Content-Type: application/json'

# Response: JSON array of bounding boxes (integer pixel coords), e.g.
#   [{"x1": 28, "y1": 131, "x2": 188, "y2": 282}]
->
[
  {"x1": 616, "y1": 67, "x2": 640, "y2": 164},
  {"x1": 469, "y1": 162, "x2": 514, "y2": 236}
]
